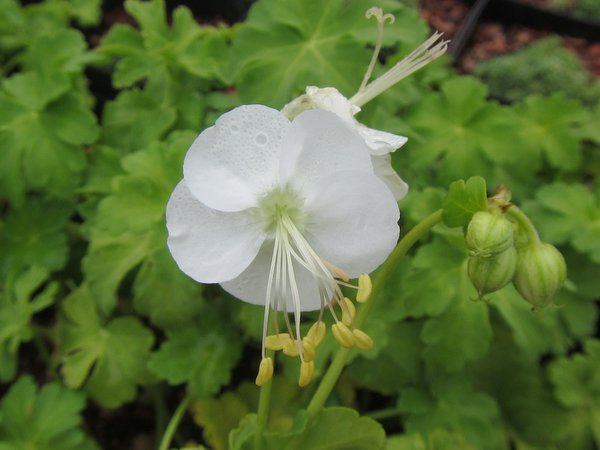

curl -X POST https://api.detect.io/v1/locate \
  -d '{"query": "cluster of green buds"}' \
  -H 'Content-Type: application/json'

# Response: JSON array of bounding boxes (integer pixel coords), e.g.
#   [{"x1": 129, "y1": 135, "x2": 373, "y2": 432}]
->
[
  {"x1": 256, "y1": 274, "x2": 375, "y2": 387},
  {"x1": 465, "y1": 188, "x2": 566, "y2": 309}
]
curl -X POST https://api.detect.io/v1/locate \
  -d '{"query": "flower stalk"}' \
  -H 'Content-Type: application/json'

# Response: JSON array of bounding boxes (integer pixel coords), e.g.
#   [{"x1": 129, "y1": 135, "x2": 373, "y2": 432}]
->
[{"x1": 305, "y1": 209, "x2": 443, "y2": 417}]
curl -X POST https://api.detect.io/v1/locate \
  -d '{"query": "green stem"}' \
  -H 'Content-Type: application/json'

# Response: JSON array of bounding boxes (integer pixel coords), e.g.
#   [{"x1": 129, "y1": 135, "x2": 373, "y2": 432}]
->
[
  {"x1": 366, "y1": 407, "x2": 402, "y2": 421},
  {"x1": 150, "y1": 384, "x2": 168, "y2": 444},
  {"x1": 254, "y1": 352, "x2": 274, "y2": 450},
  {"x1": 506, "y1": 205, "x2": 539, "y2": 244},
  {"x1": 158, "y1": 395, "x2": 191, "y2": 450},
  {"x1": 305, "y1": 209, "x2": 443, "y2": 418}
]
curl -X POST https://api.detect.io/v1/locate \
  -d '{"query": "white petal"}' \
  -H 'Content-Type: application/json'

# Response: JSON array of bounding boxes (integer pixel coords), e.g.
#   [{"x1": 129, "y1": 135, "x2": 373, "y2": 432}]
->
[
  {"x1": 371, "y1": 154, "x2": 409, "y2": 200},
  {"x1": 280, "y1": 109, "x2": 373, "y2": 192},
  {"x1": 357, "y1": 124, "x2": 408, "y2": 155},
  {"x1": 221, "y1": 241, "x2": 323, "y2": 312},
  {"x1": 303, "y1": 170, "x2": 400, "y2": 277},
  {"x1": 183, "y1": 105, "x2": 290, "y2": 212},
  {"x1": 166, "y1": 181, "x2": 266, "y2": 283},
  {"x1": 281, "y1": 86, "x2": 360, "y2": 121}
]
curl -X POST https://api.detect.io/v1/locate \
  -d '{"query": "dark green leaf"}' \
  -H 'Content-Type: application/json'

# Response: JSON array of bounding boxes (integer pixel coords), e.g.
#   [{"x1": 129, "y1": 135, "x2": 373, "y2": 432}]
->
[{"x1": 442, "y1": 176, "x2": 487, "y2": 228}]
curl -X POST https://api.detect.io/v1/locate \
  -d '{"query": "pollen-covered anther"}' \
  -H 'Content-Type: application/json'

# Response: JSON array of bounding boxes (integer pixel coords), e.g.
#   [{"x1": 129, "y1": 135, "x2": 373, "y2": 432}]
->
[
  {"x1": 265, "y1": 333, "x2": 292, "y2": 351},
  {"x1": 306, "y1": 321, "x2": 326, "y2": 347},
  {"x1": 352, "y1": 329, "x2": 374, "y2": 351},
  {"x1": 298, "y1": 360, "x2": 315, "y2": 387},
  {"x1": 301, "y1": 338, "x2": 316, "y2": 362},
  {"x1": 340, "y1": 297, "x2": 356, "y2": 326},
  {"x1": 282, "y1": 339, "x2": 300, "y2": 357},
  {"x1": 332, "y1": 322, "x2": 356, "y2": 348},
  {"x1": 255, "y1": 357, "x2": 274, "y2": 386},
  {"x1": 357, "y1": 273, "x2": 372, "y2": 303}
]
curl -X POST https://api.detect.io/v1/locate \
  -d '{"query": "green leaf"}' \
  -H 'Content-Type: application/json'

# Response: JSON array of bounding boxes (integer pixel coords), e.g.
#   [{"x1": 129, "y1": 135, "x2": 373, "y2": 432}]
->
[
  {"x1": 442, "y1": 176, "x2": 487, "y2": 228},
  {"x1": 386, "y1": 434, "x2": 427, "y2": 450},
  {"x1": 100, "y1": 89, "x2": 177, "y2": 154},
  {"x1": 550, "y1": 339, "x2": 600, "y2": 409},
  {"x1": 524, "y1": 182, "x2": 600, "y2": 263},
  {"x1": 0, "y1": 376, "x2": 98, "y2": 450},
  {"x1": 60, "y1": 286, "x2": 155, "y2": 408},
  {"x1": 490, "y1": 284, "x2": 589, "y2": 359},
  {"x1": 133, "y1": 245, "x2": 204, "y2": 328},
  {"x1": 193, "y1": 393, "x2": 251, "y2": 450},
  {"x1": 0, "y1": 72, "x2": 99, "y2": 204},
  {"x1": 349, "y1": 321, "x2": 423, "y2": 395},
  {"x1": 405, "y1": 77, "x2": 528, "y2": 189},
  {"x1": 514, "y1": 94, "x2": 588, "y2": 171},
  {"x1": 99, "y1": 0, "x2": 226, "y2": 87},
  {"x1": 83, "y1": 228, "x2": 161, "y2": 315},
  {"x1": 399, "y1": 378, "x2": 503, "y2": 450},
  {"x1": 148, "y1": 306, "x2": 243, "y2": 397},
  {"x1": 230, "y1": 0, "x2": 376, "y2": 106},
  {"x1": 83, "y1": 132, "x2": 195, "y2": 314},
  {"x1": 391, "y1": 237, "x2": 473, "y2": 319},
  {"x1": 0, "y1": 198, "x2": 73, "y2": 275},
  {"x1": 421, "y1": 298, "x2": 492, "y2": 372},
  {"x1": 472, "y1": 335, "x2": 577, "y2": 449},
  {"x1": 0, "y1": 0, "x2": 71, "y2": 53},
  {"x1": 263, "y1": 407, "x2": 385, "y2": 450},
  {"x1": 0, "y1": 267, "x2": 57, "y2": 381},
  {"x1": 21, "y1": 29, "x2": 103, "y2": 76}
]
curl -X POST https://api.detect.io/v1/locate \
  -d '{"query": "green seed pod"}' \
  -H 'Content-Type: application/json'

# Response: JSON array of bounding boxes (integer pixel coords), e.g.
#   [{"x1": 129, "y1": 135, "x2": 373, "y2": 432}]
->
[
  {"x1": 513, "y1": 242, "x2": 567, "y2": 309},
  {"x1": 468, "y1": 246, "x2": 517, "y2": 298},
  {"x1": 466, "y1": 211, "x2": 514, "y2": 258}
]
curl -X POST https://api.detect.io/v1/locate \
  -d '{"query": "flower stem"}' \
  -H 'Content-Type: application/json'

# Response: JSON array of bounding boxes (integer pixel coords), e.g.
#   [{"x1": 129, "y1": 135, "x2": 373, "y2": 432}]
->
[
  {"x1": 305, "y1": 209, "x2": 443, "y2": 417},
  {"x1": 254, "y1": 353, "x2": 274, "y2": 450},
  {"x1": 158, "y1": 394, "x2": 191, "y2": 450},
  {"x1": 506, "y1": 205, "x2": 540, "y2": 244},
  {"x1": 366, "y1": 407, "x2": 402, "y2": 420}
]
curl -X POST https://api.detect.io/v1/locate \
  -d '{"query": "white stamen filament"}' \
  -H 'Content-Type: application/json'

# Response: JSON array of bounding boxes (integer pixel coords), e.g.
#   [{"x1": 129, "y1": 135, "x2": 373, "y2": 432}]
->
[
  {"x1": 262, "y1": 209, "x2": 350, "y2": 360},
  {"x1": 351, "y1": 31, "x2": 449, "y2": 107}
]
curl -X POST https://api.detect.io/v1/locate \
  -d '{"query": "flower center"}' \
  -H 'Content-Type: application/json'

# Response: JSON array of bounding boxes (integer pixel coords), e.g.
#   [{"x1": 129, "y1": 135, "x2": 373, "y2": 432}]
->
[{"x1": 255, "y1": 187, "x2": 305, "y2": 235}]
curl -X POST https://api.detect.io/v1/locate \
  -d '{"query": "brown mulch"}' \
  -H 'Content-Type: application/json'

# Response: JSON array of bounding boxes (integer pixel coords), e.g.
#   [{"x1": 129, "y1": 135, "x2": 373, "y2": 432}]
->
[{"x1": 419, "y1": 0, "x2": 600, "y2": 76}]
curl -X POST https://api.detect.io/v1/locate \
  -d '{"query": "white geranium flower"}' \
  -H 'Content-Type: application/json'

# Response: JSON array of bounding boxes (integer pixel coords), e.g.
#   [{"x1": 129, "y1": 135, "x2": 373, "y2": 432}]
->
[{"x1": 166, "y1": 104, "x2": 399, "y2": 384}]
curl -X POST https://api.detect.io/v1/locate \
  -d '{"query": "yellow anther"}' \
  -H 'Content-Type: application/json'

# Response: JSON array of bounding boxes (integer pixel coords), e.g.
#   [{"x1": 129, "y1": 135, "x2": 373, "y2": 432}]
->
[
  {"x1": 352, "y1": 329, "x2": 374, "y2": 351},
  {"x1": 357, "y1": 274, "x2": 372, "y2": 303},
  {"x1": 255, "y1": 357, "x2": 274, "y2": 386},
  {"x1": 331, "y1": 322, "x2": 356, "y2": 348},
  {"x1": 306, "y1": 321, "x2": 326, "y2": 347},
  {"x1": 298, "y1": 360, "x2": 315, "y2": 387},
  {"x1": 265, "y1": 333, "x2": 291, "y2": 351},
  {"x1": 283, "y1": 339, "x2": 300, "y2": 357},
  {"x1": 302, "y1": 338, "x2": 316, "y2": 362},
  {"x1": 341, "y1": 297, "x2": 356, "y2": 326}
]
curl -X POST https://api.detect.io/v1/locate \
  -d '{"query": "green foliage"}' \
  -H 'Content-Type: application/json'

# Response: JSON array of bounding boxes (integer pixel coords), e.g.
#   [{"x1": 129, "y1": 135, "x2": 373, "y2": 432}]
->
[
  {"x1": 0, "y1": 71, "x2": 99, "y2": 204},
  {"x1": 229, "y1": 407, "x2": 385, "y2": 449},
  {"x1": 474, "y1": 37, "x2": 600, "y2": 107},
  {"x1": 524, "y1": 182, "x2": 600, "y2": 262},
  {"x1": 98, "y1": 0, "x2": 227, "y2": 88},
  {"x1": 0, "y1": 376, "x2": 98, "y2": 449},
  {"x1": 0, "y1": 198, "x2": 73, "y2": 275},
  {"x1": 442, "y1": 176, "x2": 487, "y2": 228},
  {"x1": 230, "y1": 0, "x2": 426, "y2": 107},
  {"x1": 0, "y1": 267, "x2": 57, "y2": 381},
  {"x1": 59, "y1": 286, "x2": 154, "y2": 408},
  {"x1": 148, "y1": 305, "x2": 243, "y2": 397}
]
